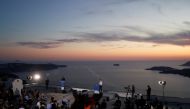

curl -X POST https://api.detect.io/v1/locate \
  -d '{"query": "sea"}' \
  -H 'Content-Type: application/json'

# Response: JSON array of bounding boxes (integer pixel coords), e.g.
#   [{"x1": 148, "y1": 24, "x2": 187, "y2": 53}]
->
[{"x1": 7, "y1": 60, "x2": 190, "y2": 98}]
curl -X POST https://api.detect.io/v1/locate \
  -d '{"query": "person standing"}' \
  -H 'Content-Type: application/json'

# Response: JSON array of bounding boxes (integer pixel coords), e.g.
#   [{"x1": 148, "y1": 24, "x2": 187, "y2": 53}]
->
[
  {"x1": 132, "y1": 85, "x2": 135, "y2": 99},
  {"x1": 93, "y1": 83, "x2": 100, "y2": 94},
  {"x1": 45, "y1": 78, "x2": 49, "y2": 90},
  {"x1": 99, "y1": 79, "x2": 103, "y2": 93},
  {"x1": 146, "y1": 85, "x2": 151, "y2": 101},
  {"x1": 60, "y1": 77, "x2": 66, "y2": 93}
]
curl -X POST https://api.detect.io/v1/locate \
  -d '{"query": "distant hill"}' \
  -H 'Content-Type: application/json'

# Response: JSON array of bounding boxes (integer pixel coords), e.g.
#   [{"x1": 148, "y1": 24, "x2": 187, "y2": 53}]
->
[
  {"x1": 146, "y1": 66, "x2": 177, "y2": 71},
  {"x1": 146, "y1": 66, "x2": 190, "y2": 78},
  {"x1": 0, "y1": 63, "x2": 66, "y2": 73},
  {"x1": 181, "y1": 61, "x2": 190, "y2": 66}
]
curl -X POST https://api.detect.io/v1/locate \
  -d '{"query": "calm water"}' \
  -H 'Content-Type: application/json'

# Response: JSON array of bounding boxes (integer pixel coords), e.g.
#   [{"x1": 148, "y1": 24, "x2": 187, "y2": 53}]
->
[{"x1": 19, "y1": 60, "x2": 190, "y2": 98}]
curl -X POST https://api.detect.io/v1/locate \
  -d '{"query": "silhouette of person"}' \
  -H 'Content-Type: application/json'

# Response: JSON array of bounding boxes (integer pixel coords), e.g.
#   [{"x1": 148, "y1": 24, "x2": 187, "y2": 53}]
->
[
  {"x1": 114, "y1": 97, "x2": 121, "y2": 109},
  {"x1": 45, "y1": 79, "x2": 49, "y2": 90},
  {"x1": 146, "y1": 85, "x2": 151, "y2": 101},
  {"x1": 125, "y1": 85, "x2": 131, "y2": 97},
  {"x1": 132, "y1": 85, "x2": 135, "y2": 98}
]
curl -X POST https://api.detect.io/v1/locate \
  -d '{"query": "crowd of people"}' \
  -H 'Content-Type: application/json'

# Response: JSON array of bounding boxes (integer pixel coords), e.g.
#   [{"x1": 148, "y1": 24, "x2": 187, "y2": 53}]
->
[
  {"x1": 0, "y1": 81, "x2": 40, "y2": 109},
  {"x1": 0, "y1": 79, "x2": 185, "y2": 109},
  {"x1": 0, "y1": 80, "x2": 70, "y2": 109},
  {"x1": 69, "y1": 84, "x2": 184, "y2": 109},
  {"x1": 123, "y1": 94, "x2": 165, "y2": 109}
]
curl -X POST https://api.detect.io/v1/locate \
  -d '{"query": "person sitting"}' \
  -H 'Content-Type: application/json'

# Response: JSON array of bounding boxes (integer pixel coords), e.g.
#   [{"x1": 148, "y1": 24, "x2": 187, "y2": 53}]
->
[
  {"x1": 62, "y1": 98, "x2": 69, "y2": 109},
  {"x1": 114, "y1": 97, "x2": 121, "y2": 109}
]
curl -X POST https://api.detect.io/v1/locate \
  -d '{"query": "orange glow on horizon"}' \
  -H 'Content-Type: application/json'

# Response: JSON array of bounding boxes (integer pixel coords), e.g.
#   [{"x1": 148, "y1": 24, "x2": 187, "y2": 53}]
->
[{"x1": 0, "y1": 42, "x2": 190, "y2": 61}]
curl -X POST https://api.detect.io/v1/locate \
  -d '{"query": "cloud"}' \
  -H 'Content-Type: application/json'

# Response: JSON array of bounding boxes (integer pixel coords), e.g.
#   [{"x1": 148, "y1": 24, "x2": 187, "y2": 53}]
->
[
  {"x1": 184, "y1": 21, "x2": 190, "y2": 25},
  {"x1": 17, "y1": 41, "x2": 62, "y2": 49},
  {"x1": 17, "y1": 29, "x2": 190, "y2": 49},
  {"x1": 124, "y1": 32, "x2": 190, "y2": 46},
  {"x1": 17, "y1": 38, "x2": 83, "y2": 49},
  {"x1": 121, "y1": 25, "x2": 155, "y2": 35},
  {"x1": 56, "y1": 38, "x2": 82, "y2": 43},
  {"x1": 74, "y1": 30, "x2": 190, "y2": 46},
  {"x1": 136, "y1": 30, "x2": 190, "y2": 46},
  {"x1": 105, "y1": 0, "x2": 144, "y2": 5},
  {"x1": 84, "y1": 10, "x2": 113, "y2": 16},
  {"x1": 152, "y1": 44, "x2": 159, "y2": 47}
]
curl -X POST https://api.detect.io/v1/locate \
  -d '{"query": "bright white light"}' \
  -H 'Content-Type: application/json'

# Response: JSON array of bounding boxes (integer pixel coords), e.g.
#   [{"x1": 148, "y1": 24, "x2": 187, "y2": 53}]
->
[
  {"x1": 33, "y1": 74, "x2": 41, "y2": 80},
  {"x1": 158, "y1": 81, "x2": 166, "y2": 86}
]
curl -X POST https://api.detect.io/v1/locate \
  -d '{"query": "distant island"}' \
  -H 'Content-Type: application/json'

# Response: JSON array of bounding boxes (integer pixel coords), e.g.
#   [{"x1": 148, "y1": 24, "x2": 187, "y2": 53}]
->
[
  {"x1": 146, "y1": 61, "x2": 190, "y2": 78},
  {"x1": 0, "y1": 63, "x2": 67, "y2": 73},
  {"x1": 181, "y1": 61, "x2": 190, "y2": 66}
]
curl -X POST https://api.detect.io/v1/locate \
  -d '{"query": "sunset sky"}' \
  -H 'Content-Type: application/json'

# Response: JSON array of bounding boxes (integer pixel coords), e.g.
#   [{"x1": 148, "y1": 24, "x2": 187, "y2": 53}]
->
[{"x1": 0, "y1": 0, "x2": 190, "y2": 61}]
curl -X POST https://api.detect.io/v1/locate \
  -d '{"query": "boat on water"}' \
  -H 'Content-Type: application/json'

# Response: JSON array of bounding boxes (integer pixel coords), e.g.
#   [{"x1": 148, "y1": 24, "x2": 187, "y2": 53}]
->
[{"x1": 113, "y1": 64, "x2": 120, "y2": 66}]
